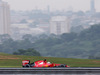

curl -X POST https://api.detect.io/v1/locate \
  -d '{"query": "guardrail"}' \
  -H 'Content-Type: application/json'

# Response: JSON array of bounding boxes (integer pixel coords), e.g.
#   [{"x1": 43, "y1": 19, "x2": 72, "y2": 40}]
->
[{"x1": 0, "y1": 68, "x2": 100, "y2": 74}]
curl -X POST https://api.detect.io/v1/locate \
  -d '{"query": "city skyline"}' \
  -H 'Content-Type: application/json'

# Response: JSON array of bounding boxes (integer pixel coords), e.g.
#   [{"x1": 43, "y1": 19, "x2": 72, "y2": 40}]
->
[{"x1": 3, "y1": 0, "x2": 100, "y2": 12}]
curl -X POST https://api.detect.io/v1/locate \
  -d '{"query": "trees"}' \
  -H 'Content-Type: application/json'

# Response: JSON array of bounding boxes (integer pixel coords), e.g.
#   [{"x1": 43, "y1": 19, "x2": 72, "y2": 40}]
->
[
  {"x1": 60, "y1": 33, "x2": 77, "y2": 42},
  {"x1": 33, "y1": 24, "x2": 100, "y2": 58},
  {"x1": 79, "y1": 24, "x2": 100, "y2": 40},
  {"x1": 13, "y1": 48, "x2": 41, "y2": 56},
  {"x1": 1, "y1": 24, "x2": 100, "y2": 58},
  {"x1": 0, "y1": 34, "x2": 11, "y2": 43}
]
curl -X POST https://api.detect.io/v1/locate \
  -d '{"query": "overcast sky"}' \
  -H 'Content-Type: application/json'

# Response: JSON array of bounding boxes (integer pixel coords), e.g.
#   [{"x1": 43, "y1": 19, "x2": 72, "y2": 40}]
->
[{"x1": 3, "y1": 0, "x2": 100, "y2": 12}]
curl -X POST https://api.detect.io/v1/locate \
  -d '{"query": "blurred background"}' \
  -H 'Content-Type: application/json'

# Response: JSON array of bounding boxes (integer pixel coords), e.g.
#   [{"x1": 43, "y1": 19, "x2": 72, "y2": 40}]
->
[{"x1": 0, "y1": 0, "x2": 100, "y2": 59}]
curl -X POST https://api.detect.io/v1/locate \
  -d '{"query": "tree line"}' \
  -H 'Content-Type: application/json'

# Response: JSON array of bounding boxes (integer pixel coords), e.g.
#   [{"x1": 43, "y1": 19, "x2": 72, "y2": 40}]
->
[{"x1": 0, "y1": 24, "x2": 100, "y2": 58}]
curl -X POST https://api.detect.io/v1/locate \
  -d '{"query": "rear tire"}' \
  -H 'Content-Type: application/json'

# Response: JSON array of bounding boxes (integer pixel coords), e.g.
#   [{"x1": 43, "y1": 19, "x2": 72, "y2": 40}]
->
[
  {"x1": 22, "y1": 66, "x2": 25, "y2": 67},
  {"x1": 25, "y1": 64, "x2": 30, "y2": 67}
]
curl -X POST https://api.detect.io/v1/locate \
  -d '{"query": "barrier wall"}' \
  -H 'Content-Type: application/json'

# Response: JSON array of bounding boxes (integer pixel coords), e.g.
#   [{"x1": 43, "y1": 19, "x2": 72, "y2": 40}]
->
[{"x1": 0, "y1": 68, "x2": 100, "y2": 74}]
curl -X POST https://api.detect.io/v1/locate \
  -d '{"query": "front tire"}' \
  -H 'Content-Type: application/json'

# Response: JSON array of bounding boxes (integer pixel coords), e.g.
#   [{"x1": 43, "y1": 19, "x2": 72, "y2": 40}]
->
[{"x1": 58, "y1": 64, "x2": 66, "y2": 67}]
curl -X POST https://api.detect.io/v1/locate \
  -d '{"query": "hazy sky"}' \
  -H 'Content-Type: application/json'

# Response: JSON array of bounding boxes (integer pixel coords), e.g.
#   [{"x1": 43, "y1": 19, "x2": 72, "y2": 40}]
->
[{"x1": 3, "y1": 0, "x2": 100, "y2": 12}]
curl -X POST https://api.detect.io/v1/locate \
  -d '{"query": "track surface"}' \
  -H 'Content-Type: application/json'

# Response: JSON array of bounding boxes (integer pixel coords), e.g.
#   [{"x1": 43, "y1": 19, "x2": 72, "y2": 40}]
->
[{"x1": 0, "y1": 67, "x2": 100, "y2": 74}]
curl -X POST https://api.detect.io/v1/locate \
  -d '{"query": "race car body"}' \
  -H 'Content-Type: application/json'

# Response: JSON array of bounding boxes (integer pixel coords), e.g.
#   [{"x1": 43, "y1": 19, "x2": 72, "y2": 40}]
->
[{"x1": 22, "y1": 59, "x2": 70, "y2": 67}]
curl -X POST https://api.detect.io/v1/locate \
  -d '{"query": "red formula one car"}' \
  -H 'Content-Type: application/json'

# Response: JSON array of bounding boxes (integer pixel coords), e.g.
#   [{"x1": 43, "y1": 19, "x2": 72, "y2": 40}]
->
[{"x1": 22, "y1": 59, "x2": 70, "y2": 68}]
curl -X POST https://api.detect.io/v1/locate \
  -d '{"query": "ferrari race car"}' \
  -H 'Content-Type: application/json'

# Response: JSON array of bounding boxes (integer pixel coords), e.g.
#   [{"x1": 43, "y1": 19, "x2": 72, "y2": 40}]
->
[{"x1": 22, "y1": 59, "x2": 70, "y2": 67}]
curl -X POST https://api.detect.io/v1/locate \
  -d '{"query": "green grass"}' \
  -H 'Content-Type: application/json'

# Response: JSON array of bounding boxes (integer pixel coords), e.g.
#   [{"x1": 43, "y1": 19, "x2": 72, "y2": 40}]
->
[{"x1": 0, "y1": 53, "x2": 100, "y2": 67}]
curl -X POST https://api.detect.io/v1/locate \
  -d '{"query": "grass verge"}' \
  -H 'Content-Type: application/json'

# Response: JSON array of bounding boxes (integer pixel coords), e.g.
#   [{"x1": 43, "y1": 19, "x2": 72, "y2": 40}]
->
[{"x1": 0, "y1": 53, "x2": 100, "y2": 67}]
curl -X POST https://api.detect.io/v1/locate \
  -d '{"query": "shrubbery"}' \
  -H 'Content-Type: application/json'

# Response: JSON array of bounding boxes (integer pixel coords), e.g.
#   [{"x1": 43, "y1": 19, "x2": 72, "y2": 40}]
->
[{"x1": 13, "y1": 48, "x2": 41, "y2": 56}]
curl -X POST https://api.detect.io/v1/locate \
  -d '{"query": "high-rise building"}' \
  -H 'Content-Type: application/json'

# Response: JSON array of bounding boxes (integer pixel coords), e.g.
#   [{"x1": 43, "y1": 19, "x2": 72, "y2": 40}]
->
[
  {"x1": 90, "y1": 0, "x2": 96, "y2": 14},
  {"x1": 47, "y1": 5, "x2": 50, "y2": 14},
  {"x1": 50, "y1": 16, "x2": 70, "y2": 35},
  {"x1": 0, "y1": 0, "x2": 10, "y2": 35}
]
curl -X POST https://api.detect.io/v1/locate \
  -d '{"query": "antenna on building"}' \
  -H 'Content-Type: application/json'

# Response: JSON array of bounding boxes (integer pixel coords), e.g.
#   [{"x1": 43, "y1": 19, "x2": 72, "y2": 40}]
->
[
  {"x1": 90, "y1": 0, "x2": 96, "y2": 14},
  {"x1": 47, "y1": 5, "x2": 50, "y2": 13}
]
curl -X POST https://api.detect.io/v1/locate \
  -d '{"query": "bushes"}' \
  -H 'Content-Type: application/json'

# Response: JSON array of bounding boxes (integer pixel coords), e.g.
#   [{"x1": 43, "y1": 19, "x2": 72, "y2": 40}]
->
[{"x1": 13, "y1": 48, "x2": 41, "y2": 56}]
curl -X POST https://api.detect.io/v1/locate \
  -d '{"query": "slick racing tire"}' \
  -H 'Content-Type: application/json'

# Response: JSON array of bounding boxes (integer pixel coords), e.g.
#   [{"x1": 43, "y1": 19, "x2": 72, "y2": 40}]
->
[
  {"x1": 25, "y1": 64, "x2": 30, "y2": 67},
  {"x1": 22, "y1": 66, "x2": 25, "y2": 67},
  {"x1": 58, "y1": 64, "x2": 66, "y2": 67}
]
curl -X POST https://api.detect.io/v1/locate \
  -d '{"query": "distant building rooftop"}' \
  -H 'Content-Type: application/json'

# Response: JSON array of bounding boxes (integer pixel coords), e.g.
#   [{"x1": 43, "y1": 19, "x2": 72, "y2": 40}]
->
[{"x1": 51, "y1": 16, "x2": 67, "y2": 21}]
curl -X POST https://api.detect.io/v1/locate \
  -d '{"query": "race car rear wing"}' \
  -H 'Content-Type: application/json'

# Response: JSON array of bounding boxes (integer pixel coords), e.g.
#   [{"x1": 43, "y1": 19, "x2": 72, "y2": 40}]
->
[{"x1": 22, "y1": 60, "x2": 30, "y2": 66}]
